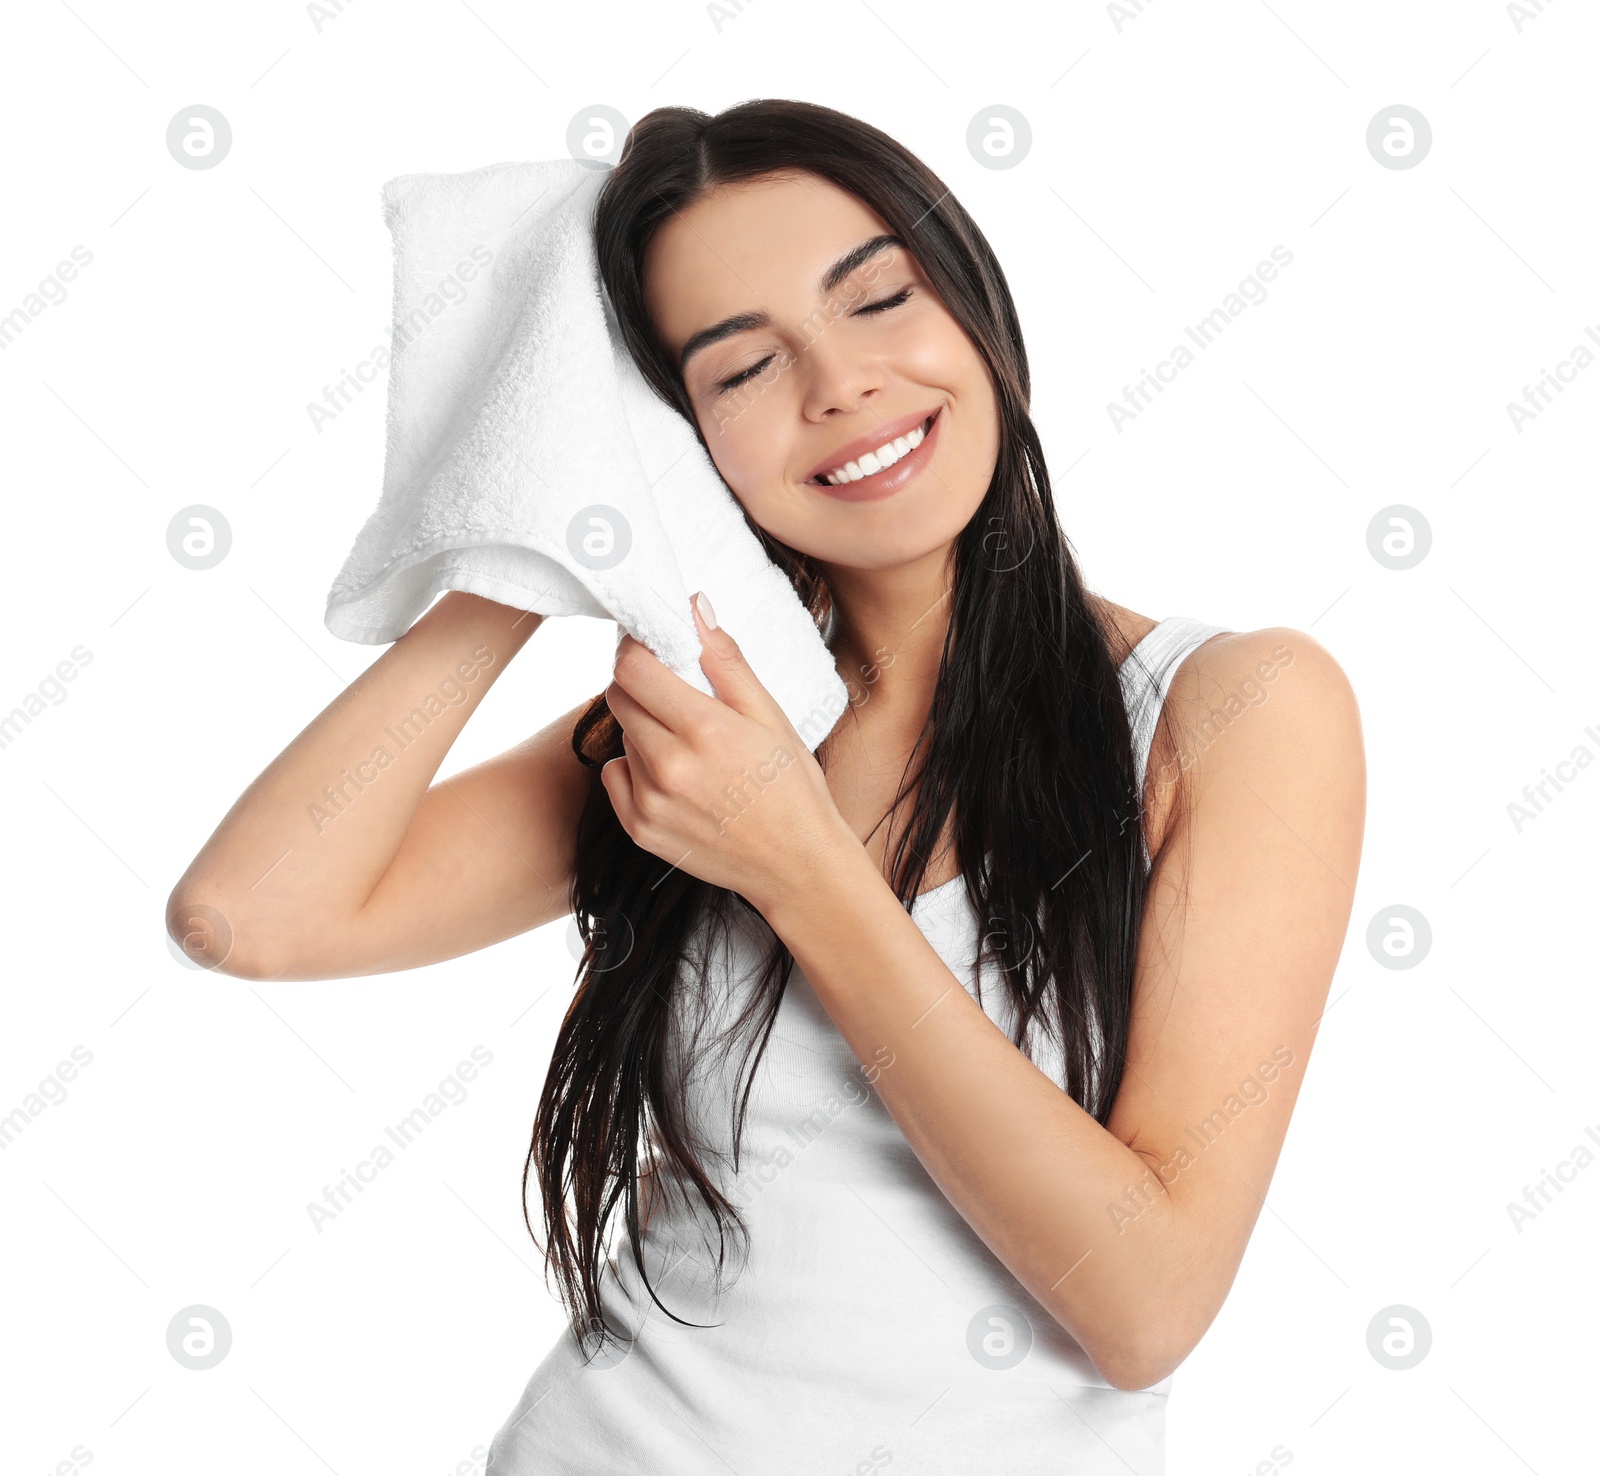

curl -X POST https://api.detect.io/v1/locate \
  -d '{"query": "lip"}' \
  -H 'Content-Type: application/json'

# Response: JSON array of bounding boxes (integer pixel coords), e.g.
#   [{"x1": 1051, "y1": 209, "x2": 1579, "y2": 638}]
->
[{"x1": 805, "y1": 406, "x2": 943, "y2": 504}]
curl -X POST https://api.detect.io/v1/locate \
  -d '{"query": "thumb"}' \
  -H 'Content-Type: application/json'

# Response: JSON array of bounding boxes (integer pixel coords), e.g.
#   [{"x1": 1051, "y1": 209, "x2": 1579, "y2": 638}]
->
[{"x1": 691, "y1": 590, "x2": 790, "y2": 729}]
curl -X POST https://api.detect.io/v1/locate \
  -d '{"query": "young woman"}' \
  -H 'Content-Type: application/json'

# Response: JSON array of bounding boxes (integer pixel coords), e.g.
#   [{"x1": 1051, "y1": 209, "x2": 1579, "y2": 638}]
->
[{"x1": 169, "y1": 100, "x2": 1365, "y2": 1474}]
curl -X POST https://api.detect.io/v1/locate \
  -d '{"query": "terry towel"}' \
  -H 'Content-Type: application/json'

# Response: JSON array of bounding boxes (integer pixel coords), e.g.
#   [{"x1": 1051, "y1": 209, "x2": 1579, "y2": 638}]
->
[{"x1": 323, "y1": 158, "x2": 850, "y2": 752}]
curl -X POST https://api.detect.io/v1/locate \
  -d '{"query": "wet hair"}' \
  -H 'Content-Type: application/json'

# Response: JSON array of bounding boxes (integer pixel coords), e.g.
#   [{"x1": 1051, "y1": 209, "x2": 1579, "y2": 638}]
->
[{"x1": 525, "y1": 98, "x2": 1171, "y2": 1359}]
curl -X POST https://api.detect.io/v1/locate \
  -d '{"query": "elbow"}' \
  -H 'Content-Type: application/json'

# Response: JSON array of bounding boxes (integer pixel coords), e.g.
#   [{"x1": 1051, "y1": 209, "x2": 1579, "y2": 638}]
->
[
  {"x1": 165, "y1": 891, "x2": 282, "y2": 980},
  {"x1": 1093, "y1": 1342, "x2": 1187, "y2": 1393},
  {"x1": 1084, "y1": 1311, "x2": 1207, "y2": 1393}
]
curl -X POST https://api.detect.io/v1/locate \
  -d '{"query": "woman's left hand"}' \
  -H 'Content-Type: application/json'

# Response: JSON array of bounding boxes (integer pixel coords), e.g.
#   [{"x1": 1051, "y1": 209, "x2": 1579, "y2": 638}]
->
[{"x1": 601, "y1": 591, "x2": 855, "y2": 915}]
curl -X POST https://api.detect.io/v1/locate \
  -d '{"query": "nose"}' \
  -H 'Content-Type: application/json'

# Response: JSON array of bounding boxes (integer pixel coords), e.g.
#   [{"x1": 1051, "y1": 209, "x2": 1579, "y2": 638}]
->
[{"x1": 798, "y1": 327, "x2": 886, "y2": 422}]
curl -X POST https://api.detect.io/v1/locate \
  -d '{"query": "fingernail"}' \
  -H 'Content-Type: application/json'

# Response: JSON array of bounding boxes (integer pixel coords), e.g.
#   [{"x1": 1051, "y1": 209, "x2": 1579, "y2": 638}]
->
[{"x1": 694, "y1": 591, "x2": 718, "y2": 629}]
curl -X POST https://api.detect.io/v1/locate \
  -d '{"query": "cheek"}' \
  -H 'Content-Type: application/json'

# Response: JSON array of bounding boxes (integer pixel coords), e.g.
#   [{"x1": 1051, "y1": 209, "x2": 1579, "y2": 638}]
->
[
  {"x1": 900, "y1": 319, "x2": 992, "y2": 422},
  {"x1": 698, "y1": 354, "x2": 809, "y2": 485},
  {"x1": 696, "y1": 401, "x2": 790, "y2": 507}
]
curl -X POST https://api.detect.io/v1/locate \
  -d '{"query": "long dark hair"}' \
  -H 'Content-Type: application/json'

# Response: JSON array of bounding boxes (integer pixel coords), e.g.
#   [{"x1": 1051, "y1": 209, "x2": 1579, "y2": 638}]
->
[{"x1": 525, "y1": 98, "x2": 1170, "y2": 1358}]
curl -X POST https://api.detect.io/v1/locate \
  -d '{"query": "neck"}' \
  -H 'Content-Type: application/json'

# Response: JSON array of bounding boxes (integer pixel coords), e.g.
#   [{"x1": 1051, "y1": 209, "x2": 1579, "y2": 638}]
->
[{"x1": 821, "y1": 548, "x2": 954, "y2": 720}]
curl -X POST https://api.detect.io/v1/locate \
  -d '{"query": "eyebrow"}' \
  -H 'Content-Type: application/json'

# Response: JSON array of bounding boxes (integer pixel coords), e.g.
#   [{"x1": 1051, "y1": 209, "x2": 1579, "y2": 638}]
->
[{"x1": 676, "y1": 233, "x2": 907, "y2": 375}]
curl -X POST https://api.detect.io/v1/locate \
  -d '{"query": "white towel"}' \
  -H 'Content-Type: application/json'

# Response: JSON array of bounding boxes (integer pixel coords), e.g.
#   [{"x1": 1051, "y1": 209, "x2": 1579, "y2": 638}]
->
[{"x1": 323, "y1": 158, "x2": 850, "y2": 752}]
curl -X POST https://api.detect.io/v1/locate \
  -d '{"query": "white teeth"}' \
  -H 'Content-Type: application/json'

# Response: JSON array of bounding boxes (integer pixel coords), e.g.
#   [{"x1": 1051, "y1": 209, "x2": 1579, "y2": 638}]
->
[{"x1": 821, "y1": 420, "x2": 928, "y2": 485}]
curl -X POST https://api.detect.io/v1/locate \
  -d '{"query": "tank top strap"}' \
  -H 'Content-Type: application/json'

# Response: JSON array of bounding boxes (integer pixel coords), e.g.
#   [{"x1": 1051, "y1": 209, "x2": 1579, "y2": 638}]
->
[{"x1": 1117, "y1": 616, "x2": 1231, "y2": 868}]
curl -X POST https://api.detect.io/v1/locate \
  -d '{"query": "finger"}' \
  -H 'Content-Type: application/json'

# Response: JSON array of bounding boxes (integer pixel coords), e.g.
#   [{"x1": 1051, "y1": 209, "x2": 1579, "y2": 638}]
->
[
  {"x1": 605, "y1": 681, "x2": 675, "y2": 790},
  {"x1": 606, "y1": 678, "x2": 673, "y2": 748},
  {"x1": 612, "y1": 630, "x2": 721, "y2": 738},
  {"x1": 691, "y1": 590, "x2": 796, "y2": 734},
  {"x1": 601, "y1": 755, "x2": 637, "y2": 828}
]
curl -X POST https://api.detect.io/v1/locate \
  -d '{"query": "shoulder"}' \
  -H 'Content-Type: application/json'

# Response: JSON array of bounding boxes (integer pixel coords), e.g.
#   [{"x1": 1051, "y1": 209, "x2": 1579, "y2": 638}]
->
[
  {"x1": 1144, "y1": 625, "x2": 1364, "y2": 856},
  {"x1": 1170, "y1": 626, "x2": 1361, "y2": 754}
]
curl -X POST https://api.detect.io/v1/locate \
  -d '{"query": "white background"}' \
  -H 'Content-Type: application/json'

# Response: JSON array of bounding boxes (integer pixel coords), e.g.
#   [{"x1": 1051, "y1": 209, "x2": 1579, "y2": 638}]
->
[{"x1": 2, "y1": 0, "x2": 1595, "y2": 1471}]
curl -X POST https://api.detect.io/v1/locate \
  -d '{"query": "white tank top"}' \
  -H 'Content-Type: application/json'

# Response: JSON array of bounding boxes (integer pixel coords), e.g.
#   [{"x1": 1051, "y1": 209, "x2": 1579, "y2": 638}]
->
[{"x1": 488, "y1": 615, "x2": 1229, "y2": 1476}]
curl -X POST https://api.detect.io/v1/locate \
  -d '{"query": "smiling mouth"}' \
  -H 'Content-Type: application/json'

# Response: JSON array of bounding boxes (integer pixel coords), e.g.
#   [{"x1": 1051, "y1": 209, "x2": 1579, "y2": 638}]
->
[{"x1": 808, "y1": 412, "x2": 938, "y2": 487}]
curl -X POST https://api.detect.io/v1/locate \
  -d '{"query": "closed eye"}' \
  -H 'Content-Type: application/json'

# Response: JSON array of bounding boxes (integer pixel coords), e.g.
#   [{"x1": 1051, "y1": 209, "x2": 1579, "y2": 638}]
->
[
  {"x1": 855, "y1": 285, "x2": 914, "y2": 315},
  {"x1": 712, "y1": 287, "x2": 917, "y2": 396}
]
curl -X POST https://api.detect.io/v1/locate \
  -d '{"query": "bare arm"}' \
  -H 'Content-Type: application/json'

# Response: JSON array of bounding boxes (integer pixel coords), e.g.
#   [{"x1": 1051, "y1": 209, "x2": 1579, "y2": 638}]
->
[
  {"x1": 754, "y1": 628, "x2": 1366, "y2": 1390},
  {"x1": 166, "y1": 591, "x2": 596, "y2": 980}
]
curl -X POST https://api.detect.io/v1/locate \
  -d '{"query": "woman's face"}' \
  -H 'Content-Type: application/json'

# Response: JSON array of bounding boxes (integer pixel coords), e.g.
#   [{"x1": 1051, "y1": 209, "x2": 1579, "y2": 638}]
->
[{"x1": 642, "y1": 170, "x2": 999, "y2": 573}]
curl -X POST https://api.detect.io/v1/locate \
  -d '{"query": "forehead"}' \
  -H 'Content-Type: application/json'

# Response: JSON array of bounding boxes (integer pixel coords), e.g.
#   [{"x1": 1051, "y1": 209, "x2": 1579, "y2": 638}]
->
[{"x1": 642, "y1": 171, "x2": 893, "y2": 360}]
